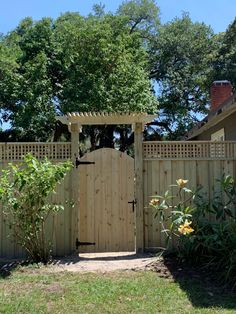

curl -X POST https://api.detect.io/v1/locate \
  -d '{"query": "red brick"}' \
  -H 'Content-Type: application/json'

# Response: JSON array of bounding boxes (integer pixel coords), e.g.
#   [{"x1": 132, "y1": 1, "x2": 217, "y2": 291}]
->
[{"x1": 210, "y1": 80, "x2": 233, "y2": 111}]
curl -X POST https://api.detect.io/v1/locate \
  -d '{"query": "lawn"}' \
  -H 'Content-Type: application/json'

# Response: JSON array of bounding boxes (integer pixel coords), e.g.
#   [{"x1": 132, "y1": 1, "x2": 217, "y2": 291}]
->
[{"x1": 0, "y1": 267, "x2": 236, "y2": 314}]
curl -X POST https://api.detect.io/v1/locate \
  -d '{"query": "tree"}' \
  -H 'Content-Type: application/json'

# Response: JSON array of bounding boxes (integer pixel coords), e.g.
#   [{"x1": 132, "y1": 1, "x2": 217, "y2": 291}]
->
[
  {"x1": 1, "y1": 3, "x2": 220, "y2": 142},
  {"x1": 0, "y1": 18, "x2": 56, "y2": 141},
  {"x1": 0, "y1": 35, "x2": 21, "y2": 125},
  {"x1": 0, "y1": 10, "x2": 158, "y2": 142},
  {"x1": 54, "y1": 13, "x2": 157, "y2": 114},
  {"x1": 212, "y1": 18, "x2": 236, "y2": 89},
  {"x1": 149, "y1": 14, "x2": 216, "y2": 138},
  {"x1": 117, "y1": 0, "x2": 160, "y2": 35}
]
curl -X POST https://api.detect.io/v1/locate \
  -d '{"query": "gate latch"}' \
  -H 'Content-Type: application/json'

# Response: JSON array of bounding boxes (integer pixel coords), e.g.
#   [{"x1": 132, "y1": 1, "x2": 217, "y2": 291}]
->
[
  {"x1": 76, "y1": 238, "x2": 96, "y2": 250},
  {"x1": 75, "y1": 157, "x2": 95, "y2": 168},
  {"x1": 128, "y1": 199, "x2": 137, "y2": 212}
]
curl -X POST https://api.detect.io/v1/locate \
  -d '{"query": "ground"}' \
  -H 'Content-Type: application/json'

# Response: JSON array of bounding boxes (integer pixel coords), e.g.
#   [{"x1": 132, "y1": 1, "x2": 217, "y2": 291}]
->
[
  {"x1": 48, "y1": 252, "x2": 157, "y2": 273},
  {"x1": 1, "y1": 252, "x2": 236, "y2": 313}
]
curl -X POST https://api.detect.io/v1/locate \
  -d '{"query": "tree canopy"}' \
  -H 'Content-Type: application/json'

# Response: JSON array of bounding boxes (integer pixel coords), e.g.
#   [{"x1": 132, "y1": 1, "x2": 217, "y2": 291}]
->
[
  {"x1": 0, "y1": 3, "x2": 158, "y2": 141},
  {"x1": 149, "y1": 14, "x2": 216, "y2": 138},
  {"x1": 212, "y1": 17, "x2": 236, "y2": 89},
  {"x1": 0, "y1": 1, "x2": 235, "y2": 142}
]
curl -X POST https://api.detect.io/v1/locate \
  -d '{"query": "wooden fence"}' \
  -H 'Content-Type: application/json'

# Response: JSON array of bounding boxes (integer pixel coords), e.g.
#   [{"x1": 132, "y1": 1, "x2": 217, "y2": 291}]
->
[
  {"x1": 0, "y1": 143, "x2": 72, "y2": 258},
  {"x1": 143, "y1": 141, "x2": 236, "y2": 250},
  {"x1": 1, "y1": 141, "x2": 236, "y2": 257}
]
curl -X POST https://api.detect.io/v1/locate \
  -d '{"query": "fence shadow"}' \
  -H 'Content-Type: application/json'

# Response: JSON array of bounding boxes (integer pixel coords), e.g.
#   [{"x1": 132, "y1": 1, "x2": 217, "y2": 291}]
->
[
  {"x1": 162, "y1": 257, "x2": 236, "y2": 310},
  {"x1": 0, "y1": 259, "x2": 31, "y2": 279}
]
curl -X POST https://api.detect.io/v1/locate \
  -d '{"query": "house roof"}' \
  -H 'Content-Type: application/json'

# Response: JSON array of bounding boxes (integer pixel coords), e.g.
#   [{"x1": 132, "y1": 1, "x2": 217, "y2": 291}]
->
[{"x1": 186, "y1": 93, "x2": 236, "y2": 140}]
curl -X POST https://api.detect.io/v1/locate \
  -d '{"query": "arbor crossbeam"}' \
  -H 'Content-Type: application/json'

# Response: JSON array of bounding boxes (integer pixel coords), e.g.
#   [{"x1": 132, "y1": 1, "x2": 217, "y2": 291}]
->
[{"x1": 57, "y1": 112, "x2": 157, "y2": 126}]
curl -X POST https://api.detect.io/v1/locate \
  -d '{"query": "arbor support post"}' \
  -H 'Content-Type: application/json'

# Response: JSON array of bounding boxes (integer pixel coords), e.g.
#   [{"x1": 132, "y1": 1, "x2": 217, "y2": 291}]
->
[
  {"x1": 134, "y1": 122, "x2": 144, "y2": 253},
  {"x1": 69, "y1": 123, "x2": 82, "y2": 253}
]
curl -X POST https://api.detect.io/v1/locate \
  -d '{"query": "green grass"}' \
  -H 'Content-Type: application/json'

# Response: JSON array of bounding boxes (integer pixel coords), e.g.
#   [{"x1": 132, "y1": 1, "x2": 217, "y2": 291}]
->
[{"x1": 0, "y1": 268, "x2": 236, "y2": 314}]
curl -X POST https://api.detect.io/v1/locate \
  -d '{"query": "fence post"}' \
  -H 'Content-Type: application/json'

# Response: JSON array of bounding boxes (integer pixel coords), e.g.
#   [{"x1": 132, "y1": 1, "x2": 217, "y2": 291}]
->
[
  {"x1": 134, "y1": 122, "x2": 144, "y2": 253},
  {"x1": 70, "y1": 123, "x2": 82, "y2": 253}
]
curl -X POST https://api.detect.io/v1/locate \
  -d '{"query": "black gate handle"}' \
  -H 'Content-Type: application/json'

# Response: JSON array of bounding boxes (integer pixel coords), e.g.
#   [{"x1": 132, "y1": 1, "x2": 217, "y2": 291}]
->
[{"x1": 128, "y1": 199, "x2": 137, "y2": 212}]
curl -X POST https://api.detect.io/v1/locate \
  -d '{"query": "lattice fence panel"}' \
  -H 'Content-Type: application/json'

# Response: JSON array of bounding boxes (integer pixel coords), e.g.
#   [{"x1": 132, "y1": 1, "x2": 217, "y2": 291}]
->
[
  {"x1": 143, "y1": 141, "x2": 236, "y2": 160},
  {"x1": 0, "y1": 143, "x2": 71, "y2": 161}
]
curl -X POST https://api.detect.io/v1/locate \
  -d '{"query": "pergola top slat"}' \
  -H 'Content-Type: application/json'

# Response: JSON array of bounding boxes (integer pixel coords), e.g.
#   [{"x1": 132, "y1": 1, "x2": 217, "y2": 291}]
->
[{"x1": 57, "y1": 112, "x2": 157, "y2": 126}]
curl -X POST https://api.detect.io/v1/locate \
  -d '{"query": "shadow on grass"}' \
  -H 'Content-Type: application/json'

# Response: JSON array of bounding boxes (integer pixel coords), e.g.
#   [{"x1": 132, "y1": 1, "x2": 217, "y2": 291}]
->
[
  {"x1": 162, "y1": 257, "x2": 236, "y2": 310},
  {"x1": 0, "y1": 259, "x2": 30, "y2": 279}
]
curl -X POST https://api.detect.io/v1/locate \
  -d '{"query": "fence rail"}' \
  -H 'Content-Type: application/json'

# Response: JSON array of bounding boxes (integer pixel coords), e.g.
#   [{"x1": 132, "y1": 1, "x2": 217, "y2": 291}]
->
[
  {"x1": 0, "y1": 142, "x2": 72, "y2": 161},
  {"x1": 143, "y1": 141, "x2": 236, "y2": 160}
]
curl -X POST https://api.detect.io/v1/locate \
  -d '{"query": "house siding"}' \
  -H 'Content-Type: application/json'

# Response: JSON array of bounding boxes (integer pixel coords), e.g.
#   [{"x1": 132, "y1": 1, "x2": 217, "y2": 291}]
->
[{"x1": 195, "y1": 111, "x2": 236, "y2": 141}]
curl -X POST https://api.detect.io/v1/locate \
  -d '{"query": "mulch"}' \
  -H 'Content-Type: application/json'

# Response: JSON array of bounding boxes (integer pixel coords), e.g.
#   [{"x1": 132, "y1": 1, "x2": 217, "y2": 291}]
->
[{"x1": 145, "y1": 256, "x2": 233, "y2": 293}]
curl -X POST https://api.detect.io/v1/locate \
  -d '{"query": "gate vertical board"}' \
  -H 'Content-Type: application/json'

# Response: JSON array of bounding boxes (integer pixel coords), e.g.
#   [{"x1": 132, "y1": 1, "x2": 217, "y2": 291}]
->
[
  {"x1": 127, "y1": 152, "x2": 135, "y2": 249},
  {"x1": 111, "y1": 147, "x2": 120, "y2": 251},
  {"x1": 79, "y1": 148, "x2": 135, "y2": 252}
]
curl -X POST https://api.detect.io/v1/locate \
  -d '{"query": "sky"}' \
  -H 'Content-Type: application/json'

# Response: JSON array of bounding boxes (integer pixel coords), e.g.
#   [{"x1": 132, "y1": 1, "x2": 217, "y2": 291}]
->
[{"x1": 0, "y1": 0, "x2": 236, "y2": 34}]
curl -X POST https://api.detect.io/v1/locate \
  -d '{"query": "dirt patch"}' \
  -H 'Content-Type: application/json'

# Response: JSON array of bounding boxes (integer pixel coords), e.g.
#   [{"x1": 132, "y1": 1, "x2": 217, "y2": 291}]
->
[
  {"x1": 146, "y1": 256, "x2": 236, "y2": 294},
  {"x1": 145, "y1": 257, "x2": 204, "y2": 280},
  {"x1": 45, "y1": 283, "x2": 64, "y2": 294}
]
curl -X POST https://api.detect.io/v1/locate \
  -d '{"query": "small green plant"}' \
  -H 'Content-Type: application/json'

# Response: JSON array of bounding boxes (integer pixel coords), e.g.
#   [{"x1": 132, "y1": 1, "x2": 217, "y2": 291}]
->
[
  {"x1": 212, "y1": 175, "x2": 236, "y2": 220},
  {"x1": 0, "y1": 154, "x2": 72, "y2": 263}
]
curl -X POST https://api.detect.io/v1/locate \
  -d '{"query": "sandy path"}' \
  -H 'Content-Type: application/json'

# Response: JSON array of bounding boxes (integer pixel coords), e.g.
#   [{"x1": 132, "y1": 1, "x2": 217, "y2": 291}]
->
[{"x1": 49, "y1": 252, "x2": 157, "y2": 273}]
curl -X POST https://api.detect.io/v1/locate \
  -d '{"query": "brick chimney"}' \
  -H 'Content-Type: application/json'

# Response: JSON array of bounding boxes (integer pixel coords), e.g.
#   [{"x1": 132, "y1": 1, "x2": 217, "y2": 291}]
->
[{"x1": 210, "y1": 80, "x2": 233, "y2": 111}]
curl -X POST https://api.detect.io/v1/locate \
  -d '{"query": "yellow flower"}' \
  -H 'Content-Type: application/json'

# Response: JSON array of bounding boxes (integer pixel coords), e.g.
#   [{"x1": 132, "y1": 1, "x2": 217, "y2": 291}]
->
[
  {"x1": 176, "y1": 179, "x2": 188, "y2": 188},
  {"x1": 149, "y1": 198, "x2": 160, "y2": 206},
  {"x1": 178, "y1": 220, "x2": 194, "y2": 235}
]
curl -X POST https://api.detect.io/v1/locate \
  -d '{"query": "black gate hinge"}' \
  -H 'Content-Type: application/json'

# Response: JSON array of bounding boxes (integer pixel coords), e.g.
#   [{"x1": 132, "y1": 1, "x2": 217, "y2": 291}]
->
[
  {"x1": 75, "y1": 157, "x2": 95, "y2": 168},
  {"x1": 76, "y1": 238, "x2": 96, "y2": 250}
]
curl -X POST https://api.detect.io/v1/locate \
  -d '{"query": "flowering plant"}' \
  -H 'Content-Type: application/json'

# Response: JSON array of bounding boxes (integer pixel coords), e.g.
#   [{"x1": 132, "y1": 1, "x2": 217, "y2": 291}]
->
[
  {"x1": 149, "y1": 178, "x2": 196, "y2": 249},
  {"x1": 150, "y1": 175, "x2": 236, "y2": 288}
]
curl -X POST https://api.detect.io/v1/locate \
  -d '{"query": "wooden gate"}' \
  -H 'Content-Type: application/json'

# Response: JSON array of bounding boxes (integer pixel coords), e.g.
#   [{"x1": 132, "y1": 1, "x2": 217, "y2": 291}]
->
[{"x1": 78, "y1": 148, "x2": 135, "y2": 252}]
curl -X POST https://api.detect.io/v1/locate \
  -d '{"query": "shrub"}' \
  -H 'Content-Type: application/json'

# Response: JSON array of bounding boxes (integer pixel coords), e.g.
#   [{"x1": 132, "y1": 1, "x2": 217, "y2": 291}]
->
[
  {"x1": 150, "y1": 175, "x2": 236, "y2": 288},
  {"x1": 0, "y1": 154, "x2": 72, "y2": 263}
]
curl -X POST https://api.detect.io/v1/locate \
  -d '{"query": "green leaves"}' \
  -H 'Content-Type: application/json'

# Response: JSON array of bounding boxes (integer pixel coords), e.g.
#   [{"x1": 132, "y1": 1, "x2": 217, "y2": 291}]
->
[
  {"x1": 56, "y1": 13, "x2": 157, "y2": 115},
  {"x1": 212, "y1": 18, "x2": 236, "y2": 90},
  {"x1": 211, "y1": 174, "x2": 236, "y2": 220},
  {"x1": 149, "y1": 179, "x2": 196, "y2": 250},
  {"x1": 1, "y1": 2, "x2": 234, "y2": 142},
  {"x1": 0, "y1": 7, "x2": 158, "y2": 141},
  {"x1": 117, "y1": 0, "x2": 160, "y2": 35},
  {"x1": 0, "y1": 154, "x2": 72, "y2": 263},
  {"x1": 150, "y1": 14, "x2": 216, "y2": 138},
  {"x1": 151, "y1": 175, "x2": 236, "y2": 287}
]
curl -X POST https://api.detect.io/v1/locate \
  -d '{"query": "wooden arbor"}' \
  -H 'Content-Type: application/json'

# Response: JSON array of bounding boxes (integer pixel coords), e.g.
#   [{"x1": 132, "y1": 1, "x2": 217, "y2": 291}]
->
[{"x1": 57, "y1": 112, "x2": 157, "y2": 253}]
